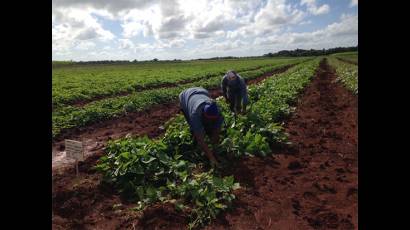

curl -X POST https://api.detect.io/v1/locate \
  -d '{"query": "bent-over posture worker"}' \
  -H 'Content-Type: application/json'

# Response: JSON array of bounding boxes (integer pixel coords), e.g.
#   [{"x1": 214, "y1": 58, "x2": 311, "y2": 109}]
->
[
  {"x1": 221, "y1": 70, "x2": 249, "y2": 114},
  {"x1": 179, "y1": 87, "x2": 224, "y2": 166}
]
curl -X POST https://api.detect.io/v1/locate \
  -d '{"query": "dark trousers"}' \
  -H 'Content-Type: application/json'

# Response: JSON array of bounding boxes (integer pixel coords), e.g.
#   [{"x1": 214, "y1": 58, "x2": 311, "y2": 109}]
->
[{"x1": 227, "y1": 91, "x2": 242, "y2": 113}]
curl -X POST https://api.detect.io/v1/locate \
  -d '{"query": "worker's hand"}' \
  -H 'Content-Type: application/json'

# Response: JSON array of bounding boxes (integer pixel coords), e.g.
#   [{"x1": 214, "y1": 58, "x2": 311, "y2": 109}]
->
[
  {"x1": 206, "y1": 151, "x2": 219, "y2": 166},
  {"x1": 242, "y1": 106, "x2": 246, "y2": 114},
  {"x1": 210, "y1": 158, "x2": 220, "y2": 168}
]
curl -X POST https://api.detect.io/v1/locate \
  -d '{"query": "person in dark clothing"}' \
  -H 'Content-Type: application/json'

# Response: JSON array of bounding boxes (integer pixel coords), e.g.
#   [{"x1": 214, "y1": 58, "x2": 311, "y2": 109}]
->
[
  {"x1": 221, "y1": 70, "x2": 249, "y2": 114},
  {"x1": 179, "y1": 87, "x2": 224, "y2": 166}
]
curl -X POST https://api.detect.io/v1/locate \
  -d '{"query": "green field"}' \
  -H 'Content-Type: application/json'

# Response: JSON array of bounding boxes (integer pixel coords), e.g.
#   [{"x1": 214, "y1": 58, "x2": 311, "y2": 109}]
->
[
  {"x1": 331, "y1": 51, "x2": 358, "y2": 64},
  {"x1": 53, "y1": 57, "x2": 308, "y2": 108},
  {"x1": 52, "y1": 57, "x2": 311, "y2": 138},
  {"x1": 328, "y1": 56, "x2": 358, "y2": 93},
  {"x1": 95, "y1": 58, "x2": 321, "y2": 228}
]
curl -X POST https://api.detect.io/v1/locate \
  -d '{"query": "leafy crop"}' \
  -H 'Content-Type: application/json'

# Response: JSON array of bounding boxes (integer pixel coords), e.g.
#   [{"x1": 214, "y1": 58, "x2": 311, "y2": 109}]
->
[
  {"x1": 52, "y1": 58, "x2": 312, "y2": 138},
  {"x1": 331, "y1": 52, "x2": 358, "y2": 64},
  {"x1": 95, "y1": 58, "x2": 320, "y2": 228},
  {"x1": 53, "y1": 57, "x2": 308, "y2": 108},
  {"x1": 328, "y1": 57, "x2": 358, "y2": 93}
]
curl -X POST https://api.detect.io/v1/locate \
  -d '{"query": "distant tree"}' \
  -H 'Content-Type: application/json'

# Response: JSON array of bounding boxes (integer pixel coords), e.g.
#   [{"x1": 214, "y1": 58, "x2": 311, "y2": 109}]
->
[{"x1": 263, "y1": 46, "x2": 357, "y2": 57}]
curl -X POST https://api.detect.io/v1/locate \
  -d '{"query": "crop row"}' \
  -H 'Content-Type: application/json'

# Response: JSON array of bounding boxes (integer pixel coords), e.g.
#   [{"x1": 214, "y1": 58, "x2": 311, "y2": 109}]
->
[
  {"x1": 95, "y1": 58, "x2": 321, "y2": 229},
  {"x1": 52, "y1": 59, "x2": 311, "y2": 139},
  {"x1": 331, "y1": 52, "x2": 358, "y2": 64},
  {"x1": 53, "y1": 58, "x2": 307, "y2": 108},
  {"x1": 328, "y1": 57, "x2": 358, "y2": 94}
]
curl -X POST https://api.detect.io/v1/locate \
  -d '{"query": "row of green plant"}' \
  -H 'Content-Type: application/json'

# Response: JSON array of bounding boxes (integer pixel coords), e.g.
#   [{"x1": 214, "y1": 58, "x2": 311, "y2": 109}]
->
[
  {"x1": 52, "y1": 59, "x2": 311, "y2": 139},
  {"x1": 53, "y1": 57, "x2": 308, "y2": 108},
  {"x1": 328, "y1": 57, "x2": 358, "y2": 93},
  {"x1": 95, "y1": 58, "x2": 321, "y2": 229},
  {"x1": 330, "y1": 52, "x2": 358, "y2": 64}
]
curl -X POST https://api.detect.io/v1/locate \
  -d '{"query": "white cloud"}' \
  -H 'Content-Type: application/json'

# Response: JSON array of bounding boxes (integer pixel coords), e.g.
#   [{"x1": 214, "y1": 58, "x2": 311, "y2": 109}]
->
[
  {"x1": 118, "y1": 39, "x2": 134, "y2": 49},
  {"x1": 53, "y1": 0, "x2": 357, "y2": 61},
  {"x1": 301, "y1": 0, "x2": 330, "y2": 15},
  {"x1": 52, "y1": 0, "x2": 157, "y2": 15},
  {"x1": 75, "y1": 41, "x2": 96, "y2": 50},
  {"x1": 350, "y1": 0, "x2": 358, "y2": 7},
  {"x1": 251, "y1": 0, "x2": 306, "y2": 35},
  {"x1": 253, "y1": 13, "x2": 357, "y2": 48},
  {"x1": 227, "y1": 31, "x2": 240, "y2": 39},
  {"x1": 76, "y1": 28, "x2": 99, "y2": 40},
  {"x1": 52, "y1": 8, "x2": 115, "y2": 53}
]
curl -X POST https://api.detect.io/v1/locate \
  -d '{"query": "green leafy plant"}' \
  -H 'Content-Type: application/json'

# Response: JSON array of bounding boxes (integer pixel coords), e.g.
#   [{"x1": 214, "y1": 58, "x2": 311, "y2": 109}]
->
[{"x1": 95, "y1": 58, "x2": 321, "y2": 228}]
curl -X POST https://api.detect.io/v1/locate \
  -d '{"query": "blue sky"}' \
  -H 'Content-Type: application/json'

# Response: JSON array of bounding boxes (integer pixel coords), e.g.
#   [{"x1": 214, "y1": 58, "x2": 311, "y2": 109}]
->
[{"x1": 52, "y1": 0, "x2": 358, "y2": 61}]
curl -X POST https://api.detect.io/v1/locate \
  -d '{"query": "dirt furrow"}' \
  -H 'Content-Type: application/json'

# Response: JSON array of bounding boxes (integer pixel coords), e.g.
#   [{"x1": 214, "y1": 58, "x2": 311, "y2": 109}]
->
[{"x1": 202, "y1": 58, "x2": 358, "y2": 229}]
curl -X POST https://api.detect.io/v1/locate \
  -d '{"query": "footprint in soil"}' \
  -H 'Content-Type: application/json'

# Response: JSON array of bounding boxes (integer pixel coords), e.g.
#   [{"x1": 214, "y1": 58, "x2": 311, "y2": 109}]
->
[
  {"x1": 313, "y1": 182, "x2": 337, "y2": 194},
  {"x1": 340, "y1": 218, "x2": 355, "y2": 229},
  {"x1": 289, "y1": 130, "x2": 298, "y2": 136},
  {"x1": 307, "y1": 212, "x2": 340, "y2": 229},
  {"x1": 288, "y1": 161, "x2": 303, "y2": 170},
  {"x1": 336, "y1": 177, "x2": 349, "y2": 183},
  {"x1": 319, "y1": 164, "x2": 326, "y2": 170},
  {"x1": 346, "y1": 187, "x2": 358, "y2": 199},
  {"x1": 303, "y1": 192, "x2": 321, "y2": 203},
  {"x1": 104, "y1": 131, "x2": 114, "y2": 136},
  {"x1": 335, "y1": 168, "x2": 345, "y2": 174},
  {"x1": 291, "y1": 198, "x2": 302, "y2": 216}
]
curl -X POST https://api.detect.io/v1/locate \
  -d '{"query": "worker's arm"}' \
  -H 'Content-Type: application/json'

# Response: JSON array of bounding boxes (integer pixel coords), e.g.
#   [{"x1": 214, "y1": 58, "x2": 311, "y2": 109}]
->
[
  {"x1": 239, "y1": 77, "x2": 249, "y2": 113},
  {"x1": 210, "y1": 126, "x2": 221, "y2": 145},
  {"x1": 190, "y1": 109, "x2": 219, "y2": 166},
  {"x1": 193, "y1": 132, "x2": 219, "y2": 166},
  {"x1": 210, "y1": 115, "x2": 223, "y2": 145},
  {"x1": 221, "y1": 76, "x2": 228, "y2": 99}
]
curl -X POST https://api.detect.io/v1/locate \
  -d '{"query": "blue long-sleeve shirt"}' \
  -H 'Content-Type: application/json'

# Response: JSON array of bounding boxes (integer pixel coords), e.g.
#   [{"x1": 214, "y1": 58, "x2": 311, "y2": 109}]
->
[
  {"x1": 179, "y1": 87, "x2": 223, "y2": 135},
  {"x1": 221, "y1": 73, "x2": 249, "y2": 105}
]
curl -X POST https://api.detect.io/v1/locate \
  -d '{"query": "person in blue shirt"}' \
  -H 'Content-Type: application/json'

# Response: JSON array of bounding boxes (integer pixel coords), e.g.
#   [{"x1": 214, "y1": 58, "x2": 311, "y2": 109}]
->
[
  {"x1": 221, "y1": 70, "x2": 249, "y2": 114},
  {"x1": 179, "y1": 87, "x2": 224, "y2": 166}
]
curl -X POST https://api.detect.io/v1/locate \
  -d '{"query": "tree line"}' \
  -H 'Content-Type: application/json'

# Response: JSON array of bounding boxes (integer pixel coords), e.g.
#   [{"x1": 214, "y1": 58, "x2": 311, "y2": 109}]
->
[
  {"x1": 263, "y1": 46, "x2": 358, "y2": 57},
  {"x1": 52, "y1": 46, "x2": 358, "y2": 67}
]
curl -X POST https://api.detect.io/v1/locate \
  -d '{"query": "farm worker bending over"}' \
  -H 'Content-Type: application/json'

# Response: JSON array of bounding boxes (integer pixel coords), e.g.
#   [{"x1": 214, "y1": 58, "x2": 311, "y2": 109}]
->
[
  {"x1": 179, "y1": 87, "x2": 224, "y2": 166},
  {"x1": 221, "y1": 70, "x2": 249, "y2": 114}
]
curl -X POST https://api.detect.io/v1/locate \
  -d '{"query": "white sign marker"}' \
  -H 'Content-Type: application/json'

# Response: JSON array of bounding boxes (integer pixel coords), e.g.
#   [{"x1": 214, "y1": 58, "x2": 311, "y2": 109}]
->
[
  {"x1": 65, "y1": 139, "x2": 84, "y2": 161},
  {"x1": 65, "y1": 139, "x2": 84, "y2": 176}
]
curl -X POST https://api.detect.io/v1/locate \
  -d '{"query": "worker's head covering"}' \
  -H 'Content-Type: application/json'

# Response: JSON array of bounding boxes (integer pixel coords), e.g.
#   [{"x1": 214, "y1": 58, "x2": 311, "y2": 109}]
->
[
  {"x1": 203, "y1": 101, "x2": 220, "y2": 120},
  {"x1": 226, "y1": 70, "x2": 238, "y2": 81}
]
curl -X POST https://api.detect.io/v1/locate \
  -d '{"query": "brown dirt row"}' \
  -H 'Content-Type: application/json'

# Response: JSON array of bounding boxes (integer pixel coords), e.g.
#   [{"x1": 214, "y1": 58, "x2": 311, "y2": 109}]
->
[{"x1": 134, "y1": 58, "x2": 358, "y2": 229}]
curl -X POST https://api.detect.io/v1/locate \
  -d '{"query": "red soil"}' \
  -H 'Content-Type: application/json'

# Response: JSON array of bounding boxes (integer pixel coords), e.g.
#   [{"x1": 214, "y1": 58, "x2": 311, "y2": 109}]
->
[{"x1": 52, "y1": 59, "x2": 357, "y2": 229}]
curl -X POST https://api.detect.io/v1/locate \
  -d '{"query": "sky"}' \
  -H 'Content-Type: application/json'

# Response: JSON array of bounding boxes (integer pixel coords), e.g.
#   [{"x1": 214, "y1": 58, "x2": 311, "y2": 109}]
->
[{"x1": 52, "y1": 0, "x2": 358, "y2": 61}]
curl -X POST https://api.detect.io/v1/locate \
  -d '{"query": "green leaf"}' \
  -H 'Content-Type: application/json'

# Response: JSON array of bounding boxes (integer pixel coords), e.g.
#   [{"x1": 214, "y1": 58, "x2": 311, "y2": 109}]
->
[
  {"x1": 232, "y1": 183, "x2": 241, "y2": 190},
  {"x1": 214, "y1": 203, "x2": 227, "y2": 209},
  {"x1": 141, "y1": 156, "x2": 156, "y2": 164}
]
